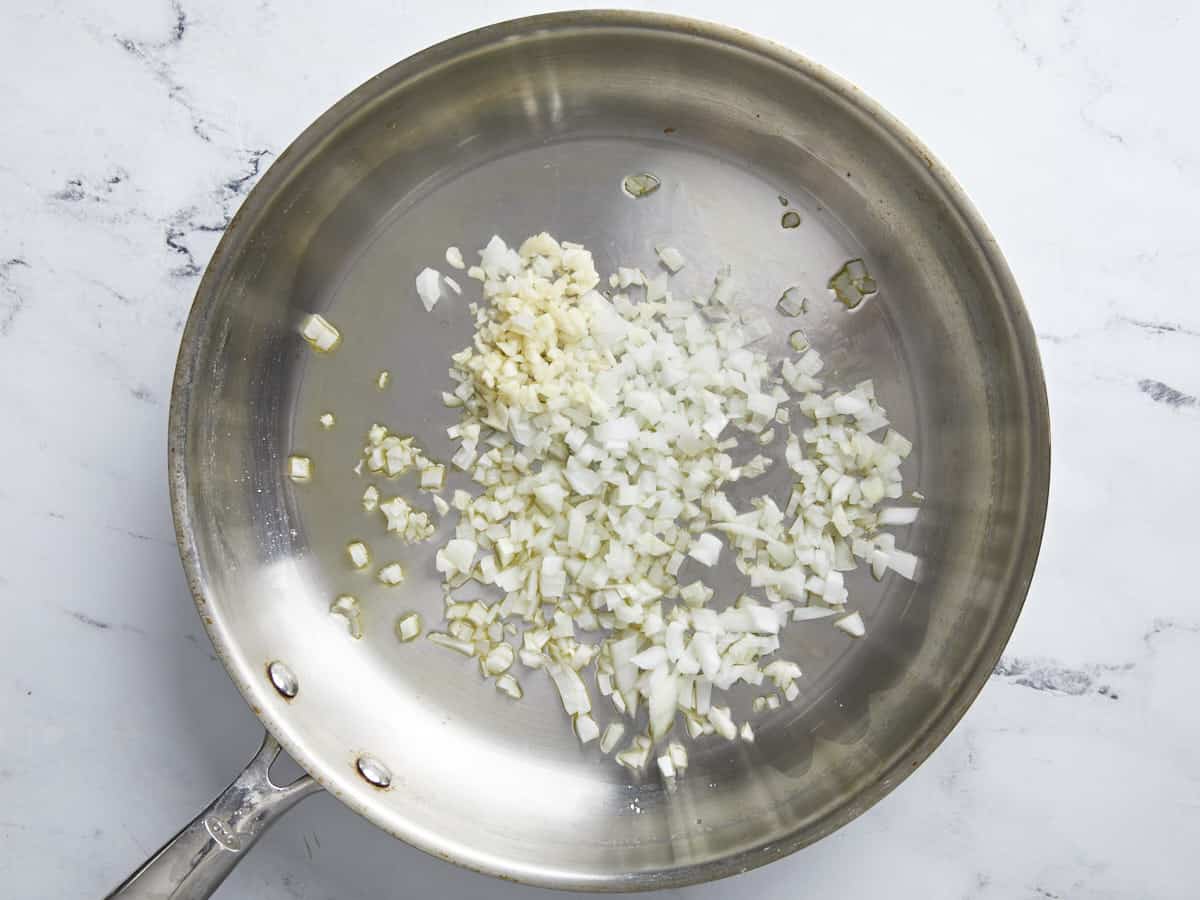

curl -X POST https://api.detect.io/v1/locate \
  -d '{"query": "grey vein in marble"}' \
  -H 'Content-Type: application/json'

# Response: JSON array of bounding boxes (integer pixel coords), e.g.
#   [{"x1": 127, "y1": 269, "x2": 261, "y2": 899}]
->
[
  {"x1": 993, "y1": 656, "x2": 1128, "y2": 699},
  {"x1": 1117, "y1": 317, "x2": 1200, "y2": 338},
  {"x1": 64, "y1": 609, "x2": 147, "y2": 635},
  {"x1": 110, "y1": 0, "x2": 214, "y2": 143},
  {"x1": 0, "y1": 257, "x2": 31, "y2": 335},
  {"x1": 165, "y1": 148, "x2": 273, "y2": 277},
  {"x1": 1138, "y1": 378, "x2": 1196, "y2": 408}
]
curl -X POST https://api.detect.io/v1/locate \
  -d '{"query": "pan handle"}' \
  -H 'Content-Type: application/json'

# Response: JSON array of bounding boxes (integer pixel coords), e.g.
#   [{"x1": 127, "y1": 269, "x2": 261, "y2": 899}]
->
[{"x1": 104, "y1": 731, "x2": 321, "y2": 900}]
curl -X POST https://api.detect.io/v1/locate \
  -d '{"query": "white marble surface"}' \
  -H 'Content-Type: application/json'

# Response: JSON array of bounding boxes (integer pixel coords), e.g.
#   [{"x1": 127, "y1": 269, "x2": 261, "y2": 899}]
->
[{"x1": 1, "y1": 1, "x2": 1197, "y2": 897}]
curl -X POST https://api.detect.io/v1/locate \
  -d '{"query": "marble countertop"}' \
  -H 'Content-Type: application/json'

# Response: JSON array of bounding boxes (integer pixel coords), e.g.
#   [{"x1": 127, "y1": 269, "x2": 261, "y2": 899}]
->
[{"x1": 2, "y1": 1, "x2": 1196, "y2": 898}]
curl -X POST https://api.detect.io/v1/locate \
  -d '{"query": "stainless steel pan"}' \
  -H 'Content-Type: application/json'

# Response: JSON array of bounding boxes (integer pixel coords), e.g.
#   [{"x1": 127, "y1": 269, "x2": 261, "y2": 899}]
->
[{"x1": 107, "y1": 12, "x2": 1049, "y2": 898}]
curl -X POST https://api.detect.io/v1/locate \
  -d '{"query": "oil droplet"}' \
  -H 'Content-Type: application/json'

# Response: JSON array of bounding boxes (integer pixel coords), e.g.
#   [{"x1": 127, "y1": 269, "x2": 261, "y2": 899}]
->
[
  {"x1": 781, "y1": 211, "x2": 801, "y2": 229},
  {"x1": 622, "y1": 173, "x2": 661, "y2": 198}
]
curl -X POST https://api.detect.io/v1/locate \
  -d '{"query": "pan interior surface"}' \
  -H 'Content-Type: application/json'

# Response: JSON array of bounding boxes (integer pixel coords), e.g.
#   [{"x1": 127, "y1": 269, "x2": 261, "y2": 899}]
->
[{"x1": 171, "y1": 14, "x2": 1048, "y2": 891}]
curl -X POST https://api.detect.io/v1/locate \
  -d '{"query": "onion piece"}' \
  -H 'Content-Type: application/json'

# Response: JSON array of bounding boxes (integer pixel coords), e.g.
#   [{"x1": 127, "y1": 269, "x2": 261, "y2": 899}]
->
[
  {"x1": 648, "y1": 668, "x2": 678, "y2": 740},
  {"x1": 346, "y1": 541, "x2": 370, "y2": 569},
  {"x1": 791, "y1": 606, "x2": 837, "y2": 621},
  {"x1": 395, "y1": 612, "x2": 422, "y2": 642},
  {"x1": 484, "y1": 643, "x2": 515, "y2": 674},
  {"x1": 656, "y1": 246, "x2": 686, "y2": 272},
  {"x1": 495, "y1": 673, "x2": 523, "y2": 699},
  {"x1": 776, "y1": 288, "x2": 805, "y2": 317},
  {"x1": 667, "y1": 741, "x2": 688, "y2": 771},
  {"x1": 878, "y1": 507, "x2": 919, "y2": 526},
  {"x1": 615, "y1": 738, "x2": 651, "y2": 771},
  {"x1": 834, "y1": 611, "x2": 866, "y2": 637},
  {"x1": 547, "y1": 661, "x2": 591, "y2": 715},
  {"x1": 416, "y1": 267, "x2": 443, "y2": 311},
  {"x1": 574, "y1": 713, "x2": 600, "y2": 744},
  {"x1": 420, "y1": 465, "x2": 445, "y2": 491},
  {"x1": 657, "y1": 753, "x2": 676, "y2": 779},
  {"x1": 708, "y1": 705, "x2": 737, "y2": 741},
  {"x1": 330, "y1": 595, "x2": 362, "y2": 639},
  {"x1": 428, "y1": 632, "x2": 475, "y2": 656},
  {"x1": 631, "y1": 646, "x2": 668, "y2": 670},
  {"x1": 687, "y1": 533, "x2": 722, "y2": 566},
  {"x1": 287, "y1": 455, "x2": 312, "y2": 482},
  {"x1": 887, "y1": 549, "x2": 919, "y2": 580},
  {"x1": 300, "y1": 314, "x2": 340, "y2": 352},
  {"x1": 600, "y1": 722, "x2": 625, "y2": 754}
]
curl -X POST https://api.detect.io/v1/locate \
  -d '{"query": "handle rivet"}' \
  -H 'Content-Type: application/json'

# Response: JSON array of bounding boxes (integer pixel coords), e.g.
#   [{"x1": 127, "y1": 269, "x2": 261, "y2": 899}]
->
[
  {"x1": 355, "y1": 755, "x2": 392, "y2": 788},
  {"x1": 267, "y1": 661, "x2": 299, "y2": 699}
]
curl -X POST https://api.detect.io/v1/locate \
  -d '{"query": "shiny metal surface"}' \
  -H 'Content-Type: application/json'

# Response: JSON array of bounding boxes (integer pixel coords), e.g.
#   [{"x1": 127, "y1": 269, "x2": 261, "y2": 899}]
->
[
  {"x1": 164, "y1": 11, "x2": 1049, "y2": 892},
  {"x1": 105, "y1": 733, "x2": 318, "y2": 899}
]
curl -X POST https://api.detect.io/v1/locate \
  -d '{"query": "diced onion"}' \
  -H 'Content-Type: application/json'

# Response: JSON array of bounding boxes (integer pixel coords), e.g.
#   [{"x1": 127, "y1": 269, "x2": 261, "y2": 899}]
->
[
  {"x1": 708, "y1": 706, "x2": 737, "y2": 740},
  {"x1": 656, "y1": 246, "x2": 686, "y2": 272},
  {"x1": 667, "y1": 741, "x2": 688, "y2": 771},
  {"x1": 496, "y1": 673, "x2": 523, "y2": 698},
  {"x1": 378, "y1": 562, "x2": 405, "y2": 585},
  {"x1": 330, "y1": 595, "x2": 362, "y2": 639},
  {"x1": 428, "y1": 632, "x2": 475, "y2": 655},
  {"x1": 600, "y1": 722, "x2": 625, "y2": 753},
  {"x1": 341, "y1": 235, "x2": 921, "y2": 769},
  {"x1": 346, "y1": 541, "x2": 370, "y2": 569},
  {"x1": 420, "y1": 465, "x2": 446, "y2": 491},
  {"x1": 574, "y1": 713, "x2": 600, "y2": 744},
  {"x1": 776, "y1": 288, "x2": 805, "y2": 317},
  {"x1": 878, "y1": 506, "x2": 919, "y2": 526},
  {"x1": 287, "y1": 455, "x2": 312, "y2": 482},
  {"x1": 657, "y1": 752, "x2": 675, "y2": 779},
  {"x1": 416, "y1": 267, "x2": 443, "y2": 311},
  {"x1": 688, "y1": 534, "x2": 722, "y2": 567},
  {"x1": 395, "y1": 612, "x2": 422, "y2": 642},
  {"x1": 615, "y1": 738, "x2": 651, "y2": 771},
  {"x1": 300, "y1": 314, "x2": 340, "y2": 352},
  {"x1": 485, "y1": 643, "x2": 515, "y2": 674},
  {"x1": 834, "y1": 611, "x2": 866, "y2": 637},
  {"x1": 792, "y1": 606, "x2": 837, "y2": 621}
]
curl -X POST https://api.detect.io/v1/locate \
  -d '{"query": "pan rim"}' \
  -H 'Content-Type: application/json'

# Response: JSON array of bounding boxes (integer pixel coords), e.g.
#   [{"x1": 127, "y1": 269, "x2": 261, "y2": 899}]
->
[{"x1": 168, "y1": 9, "x2": 1050, "y2": 891}]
